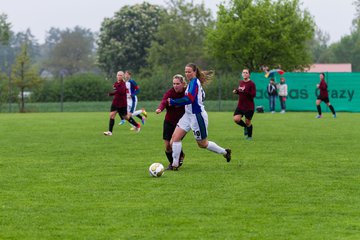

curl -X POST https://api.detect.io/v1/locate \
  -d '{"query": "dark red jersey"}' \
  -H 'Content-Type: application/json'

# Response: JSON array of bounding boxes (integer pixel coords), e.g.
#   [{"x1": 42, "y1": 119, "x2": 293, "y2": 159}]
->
[
  {"x1": 157, "y1": 88, "x2": 185, "y2": 125},
  {"x1": 318, "y1": 79, "x2": 328, "y2": 98},
  {"x1": 235, "y1": 80, "x2": 256, "y2": 111},
  {"x1": 109, "y1": 81, "x2": 127, "y2": 107}
]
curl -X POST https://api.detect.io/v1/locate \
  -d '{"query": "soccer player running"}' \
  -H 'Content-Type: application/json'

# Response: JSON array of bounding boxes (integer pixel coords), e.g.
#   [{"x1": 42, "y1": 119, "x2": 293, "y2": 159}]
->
[
  {"x1": 104, "y1": 71, "x2": 141, "y2": 136},
  {"x1": 156, "y1": 74, "x2": 187, "y2": 170},
  {"x1": 233, "y1": 68, "x2": 256, "y2": 140},
  {"x1": 315, "y1": 72, "x2": 336, "y2": 118},
  {"x1": 168, "y1": 63, "x2": 231, "y2": 169},
  {"x1": 119, "y1": 70, "x2": 148, "y2": 127}
]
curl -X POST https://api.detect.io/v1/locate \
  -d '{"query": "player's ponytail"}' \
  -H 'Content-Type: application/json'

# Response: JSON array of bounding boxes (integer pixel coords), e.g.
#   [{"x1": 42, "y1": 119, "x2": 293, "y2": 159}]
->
[{"x1": 186, "y1": 63, "x2": 214, "y2": 86}]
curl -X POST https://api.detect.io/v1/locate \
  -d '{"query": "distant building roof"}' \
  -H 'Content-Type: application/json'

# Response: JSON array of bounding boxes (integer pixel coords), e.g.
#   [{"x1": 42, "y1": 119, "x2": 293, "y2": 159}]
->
[{"x1": 304, "y1": 63, "x2": 352, "y2": 72}]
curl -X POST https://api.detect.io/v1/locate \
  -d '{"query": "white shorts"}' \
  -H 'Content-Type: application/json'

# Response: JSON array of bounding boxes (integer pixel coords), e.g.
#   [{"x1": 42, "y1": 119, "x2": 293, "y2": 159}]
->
[
  {"x1": 127, "y1": 96, "x2": 137, "y2": 113},
  {"x1": 177, "y1": 111, "x2": 208, "y2": 141}
]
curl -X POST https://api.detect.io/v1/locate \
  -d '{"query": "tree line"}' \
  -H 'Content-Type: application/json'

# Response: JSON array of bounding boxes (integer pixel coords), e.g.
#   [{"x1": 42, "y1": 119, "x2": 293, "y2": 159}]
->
[{"x1": 0, "y1": 0, "x2": 359, "y2": 112}]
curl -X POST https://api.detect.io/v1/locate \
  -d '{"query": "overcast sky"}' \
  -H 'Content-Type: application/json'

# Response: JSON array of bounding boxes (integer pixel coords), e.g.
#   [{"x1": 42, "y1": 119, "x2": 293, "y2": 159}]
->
[{"x1": 0, "y1": 0, "x2": 356, "y2": 44}]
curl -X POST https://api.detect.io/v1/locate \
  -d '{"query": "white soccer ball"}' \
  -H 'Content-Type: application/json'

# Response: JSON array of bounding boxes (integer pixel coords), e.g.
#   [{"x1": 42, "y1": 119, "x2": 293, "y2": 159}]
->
[{"x1": 149, "y1": 163, "x2": 165, "y2": 177}]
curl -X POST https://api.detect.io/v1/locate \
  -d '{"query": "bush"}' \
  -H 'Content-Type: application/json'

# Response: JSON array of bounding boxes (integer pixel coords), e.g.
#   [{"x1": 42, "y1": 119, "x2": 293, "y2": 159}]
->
[{"x1": 32, "y1": 73, "x2": 112, "y2": 102}]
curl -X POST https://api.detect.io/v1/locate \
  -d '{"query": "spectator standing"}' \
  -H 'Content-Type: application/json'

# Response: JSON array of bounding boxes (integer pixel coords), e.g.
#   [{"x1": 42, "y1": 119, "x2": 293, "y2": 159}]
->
[
  {"x1": 277, "y1": 77, "x2": 288, "y2": 113},
  {"x1": 267, "y1": 78, "x2": 277, "y2": 113}
]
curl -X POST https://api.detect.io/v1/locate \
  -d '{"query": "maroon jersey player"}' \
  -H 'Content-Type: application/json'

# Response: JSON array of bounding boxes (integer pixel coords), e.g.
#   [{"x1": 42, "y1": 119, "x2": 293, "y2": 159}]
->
[
  {"x1": 103, "y1": 71, "x2": 140, "y2": 136},
  {"x1": 315, "y1": 72, "x2": 336, "y2": 118},
  {"x1": 233, "y1": 69, "x2": 256, "y2": 140},
  {"x1": 156, "y1": 74, "x2": 186, "y2": 170}
]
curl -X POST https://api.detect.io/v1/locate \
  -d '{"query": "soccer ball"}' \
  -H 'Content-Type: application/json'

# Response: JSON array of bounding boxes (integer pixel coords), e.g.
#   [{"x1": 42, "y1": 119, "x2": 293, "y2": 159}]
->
[{"x1": 149, "y1": 163, "x2": 165, "y2": 177}]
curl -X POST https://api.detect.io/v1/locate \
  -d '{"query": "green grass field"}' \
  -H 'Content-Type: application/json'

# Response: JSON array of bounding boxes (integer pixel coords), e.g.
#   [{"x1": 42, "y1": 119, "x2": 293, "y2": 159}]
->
[{"x1": 1, "y1": 112, "x2": 360, "y2": 239}]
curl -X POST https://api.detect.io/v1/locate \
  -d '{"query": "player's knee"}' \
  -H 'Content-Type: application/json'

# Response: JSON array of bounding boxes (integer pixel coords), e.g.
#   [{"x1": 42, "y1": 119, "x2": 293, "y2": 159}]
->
[{"x1": 233, "y1": 116, "x2": 240, "y2": 123}]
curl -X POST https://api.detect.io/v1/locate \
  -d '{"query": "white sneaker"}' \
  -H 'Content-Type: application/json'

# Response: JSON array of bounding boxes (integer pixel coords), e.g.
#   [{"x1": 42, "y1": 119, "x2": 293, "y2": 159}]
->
[
  {"x1": 271, "y1": 111, "x2": 275, "y2": 114},
  {"x1": 280, "y1": 110, "x2": 285, "y2": 113},
  {"x1": 103, "y1": 131, "x2": 112, "y2": 136}
]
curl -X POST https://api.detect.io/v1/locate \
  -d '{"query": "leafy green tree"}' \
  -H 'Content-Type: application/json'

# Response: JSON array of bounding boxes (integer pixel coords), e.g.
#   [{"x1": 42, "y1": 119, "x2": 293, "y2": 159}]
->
[
  {"x1": 97, "y1": 2, "x2": 164, "y2": 77},
  {"x1": 1, "y1": 29, "x2": 41, "y2": 74},
  {"x1": 309, "y1": 27, "x2": 332, "y2": 63},
  {"x1": 145, "y1": 0, "x2": 214, "y2": 77},
  {"x1": 328, "y1": 28, "x2": 360, "y2": 71},
  {"x1": 0, "y1": 13, "x2": 11, "y2": 44},
  {"x1": 45, "y1": 26, "x2": 96, "y2": 76},
  {"x1": 323, "y1": 0, "x2": 360, "y2": 71},
  {"x1": 0, "y1": 28, "x2": 41, "y2": 111},
  {"x1": 11, "y1": 43, "x2": 42, "y2": 112},
  {"x1": 353, "y1": 0, "x2": 360, "y2": 25},
  {"x1": 0, "y1": 71, "x2": 8, "y2": 110},
  {"x1": 13, "y1": 29, "x2": 40, "y2": 58},
  {"x1": 206, "y1": 0, "x2": 315, "y2": 72}
]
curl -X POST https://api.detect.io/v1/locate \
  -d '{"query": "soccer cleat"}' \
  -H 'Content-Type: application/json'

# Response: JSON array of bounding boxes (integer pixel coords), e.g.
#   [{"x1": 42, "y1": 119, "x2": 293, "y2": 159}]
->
[
  {"x1": 224, "y1": 149, "x2": 231, "y2": 162},
  {"x1": 118, "y1": 119, "x2": 125, "y2": 125},
  {"x1": 244, "y1": 127, "x2": 248, "y2": 136},
  {"x1": 103, "y1": 131, "x2": 112, "y2": 136},
  {"x1": 165, "y1": 164, "x2": 174, "y2": 171},
  {"x1": 333, "y1": 114, "x2": 337, "y2": 118},
  {"x1": 130, "y1": 127, "x2": 135, "y2": 131},
  {"x1": 134, "y1": 124, "x2": 141, "y2": 133},
  {"x1": 316, "y1": 115, "x2": 322, "y2": 118},
  {"x1": 141, "y1": 116, "x2": 146, "y2": 125},
  {"x1": 142, "y1": 108, "x2": 148, "y2": 118},
  {"x1": 246, "y1": 137, "x2": 253, "y2": 140}
]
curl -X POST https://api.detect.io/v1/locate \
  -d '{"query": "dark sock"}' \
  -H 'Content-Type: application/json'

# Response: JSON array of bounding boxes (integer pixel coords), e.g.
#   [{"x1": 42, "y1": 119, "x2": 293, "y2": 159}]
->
[
  {"x1": 165, "y1": 151, "x2": 173, "y2": 164},
  {"x1": 128, "y1": 117, "x2": 138, "y2": 127},
  {"x1": 329, "y1": 105, "x2": 336, "y2": 115},
  {"x1": 317, "y1": 105, "x2": 322, "y2": 115},
  {"x1": 247, "y1": 125, "x2": 253, "y2": 137},
  {"x1": 137, "y1": 115, "x2": 142, "y2": 120},
  {"x1": 109, "y1": 119, "x2": 114, "y2": 132},
  {"x1": 179, "y1": 150, "x2": 184, "y2": 166},
  {"x1": 237, "y1": 120, "x2": 246, "y2": 127}
]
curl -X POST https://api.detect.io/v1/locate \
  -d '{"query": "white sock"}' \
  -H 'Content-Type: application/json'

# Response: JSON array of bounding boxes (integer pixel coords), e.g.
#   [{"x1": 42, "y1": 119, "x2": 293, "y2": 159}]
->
[
  {"x1": 172, "y1": 142, "x2": 182, "y2": 167},
  {"x1": 132, "y1": 110, "x2": 142, "y2": 116},
  {"x1": 206, "y1": 141, "x2": 226, "y2": 154}
]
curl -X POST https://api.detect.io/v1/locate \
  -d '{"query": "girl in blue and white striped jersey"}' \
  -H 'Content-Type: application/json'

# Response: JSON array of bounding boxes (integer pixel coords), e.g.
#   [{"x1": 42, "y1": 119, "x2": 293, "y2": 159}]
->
[{"x1": 168, "y1": 63, "x2": 231, "y2": 169}]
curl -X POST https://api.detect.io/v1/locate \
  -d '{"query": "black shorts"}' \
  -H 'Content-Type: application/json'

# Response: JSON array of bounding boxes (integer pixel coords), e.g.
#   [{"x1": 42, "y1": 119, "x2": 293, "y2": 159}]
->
[
  {"x1": 110, "y1": 105, "x2": 127, "y2": 117},
  {"x1": 317, "y1": 96, "x2": 330, "y2": 103},
  {"x1": 233, "y1": 108, "x2": 254, "y2": 120},
  {"x1": 163, "y1": 120, "x2": 176, "y2": 141}
]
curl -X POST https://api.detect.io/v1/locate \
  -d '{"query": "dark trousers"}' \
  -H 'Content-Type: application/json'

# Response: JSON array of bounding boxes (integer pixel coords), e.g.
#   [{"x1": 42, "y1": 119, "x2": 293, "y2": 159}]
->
[
  {"x1": 279, "y1": 96, "x2": 286, "y2": 110},
  {"x1": 269, "y1": 95, "x2": 276, "y2": 111}
]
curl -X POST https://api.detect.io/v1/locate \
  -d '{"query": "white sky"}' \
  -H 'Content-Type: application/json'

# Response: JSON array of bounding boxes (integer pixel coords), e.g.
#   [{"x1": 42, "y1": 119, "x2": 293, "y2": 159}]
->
[{"x1": 0, "y1": 0, "x2": 356, "y2": 44}]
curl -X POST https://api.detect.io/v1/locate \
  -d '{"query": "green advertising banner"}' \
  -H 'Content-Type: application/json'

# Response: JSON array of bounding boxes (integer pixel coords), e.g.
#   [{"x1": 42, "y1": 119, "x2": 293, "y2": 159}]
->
[{"x1": 249, "y1": 72, "x2": 360, "y2": 112}]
